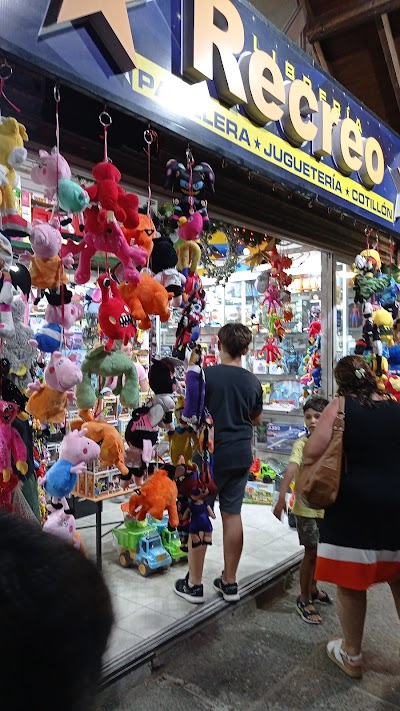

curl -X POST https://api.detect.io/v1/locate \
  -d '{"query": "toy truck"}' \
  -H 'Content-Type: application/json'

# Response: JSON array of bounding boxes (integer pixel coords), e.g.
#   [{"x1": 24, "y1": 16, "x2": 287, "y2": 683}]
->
[
  {"x1": 112, "y1": 519, "x2": 172, "y2": 576},
  {"x1": 148, "y1": 516, "x2": 187, "y2": 562}
]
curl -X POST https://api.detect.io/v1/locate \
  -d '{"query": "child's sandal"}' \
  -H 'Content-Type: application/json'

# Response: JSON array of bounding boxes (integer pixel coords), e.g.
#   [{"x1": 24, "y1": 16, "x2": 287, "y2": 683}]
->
[
  {"x1": 327, "y1": 639, "x2": 362, "y2": 678},
  {"x1": 312, "y1": 589, "x2": 333, "y2": 605},
  {"x1": 296, "y1": 597, "x2": 322, "y2": 624}
]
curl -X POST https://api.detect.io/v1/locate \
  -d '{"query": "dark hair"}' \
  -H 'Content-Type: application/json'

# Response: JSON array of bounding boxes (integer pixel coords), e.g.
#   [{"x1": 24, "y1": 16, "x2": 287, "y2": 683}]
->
[
  {"x1": 218, "y1": 323, "x2": 252, "y2": 359},
  {"x1": 0, "y1": 512, "x2": 113, "y2": 711},
  {"x1": 334, "y1": 355, "x2": 389, "y2": 407},
  {"x1": 303, "y1": 396, "x2": 329, "y2": 414}
]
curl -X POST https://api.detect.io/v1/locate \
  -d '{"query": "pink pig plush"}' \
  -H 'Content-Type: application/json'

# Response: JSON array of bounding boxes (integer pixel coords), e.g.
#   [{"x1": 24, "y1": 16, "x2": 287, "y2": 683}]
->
[
  {"x1": 43, "y1": 508, "x2": 80, "y2": 547},
  {"x1": 31, "y1": 147, "x2": 89, "y2": 216},
  {"x1": 40, "y1": 428, "x2": 100, "y2": 502},
  {"x1": 0, "y1": 400, "x2": 28, "y2": 483},
  {"x1": 20, "y1": 217, "x2": 74, "y2": 289},
  {"x1": 45, "y1": 295, "x2": 85, "y2": 329},
  {"x1": 26, "y1": 351, "x2": 83, "y2": 425}
]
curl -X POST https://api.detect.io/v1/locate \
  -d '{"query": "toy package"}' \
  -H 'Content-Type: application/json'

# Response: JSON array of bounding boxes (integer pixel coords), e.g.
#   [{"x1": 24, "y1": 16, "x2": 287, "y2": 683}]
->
[{"x1": 266, "y1": 422, "x2": 305, "y2": 452}]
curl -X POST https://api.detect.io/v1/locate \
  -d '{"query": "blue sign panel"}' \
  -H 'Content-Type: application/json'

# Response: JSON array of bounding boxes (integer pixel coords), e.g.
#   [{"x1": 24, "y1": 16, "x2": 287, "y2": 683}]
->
[{"x1": 1, "y1": 0, "x2": 400, "y2": 233}]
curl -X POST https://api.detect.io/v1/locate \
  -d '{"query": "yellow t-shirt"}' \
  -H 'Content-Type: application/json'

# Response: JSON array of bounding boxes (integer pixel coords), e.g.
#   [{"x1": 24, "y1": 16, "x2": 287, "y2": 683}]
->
[{"x1": 289, "y1": 437, "x2": 324, "y2": 519}]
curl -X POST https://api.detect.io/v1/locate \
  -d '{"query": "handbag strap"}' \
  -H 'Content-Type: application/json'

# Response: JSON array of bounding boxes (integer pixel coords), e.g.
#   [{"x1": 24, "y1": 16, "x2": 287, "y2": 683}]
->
[{"x1": 333, "y1": 396, "x2": 345, "y2": 433}]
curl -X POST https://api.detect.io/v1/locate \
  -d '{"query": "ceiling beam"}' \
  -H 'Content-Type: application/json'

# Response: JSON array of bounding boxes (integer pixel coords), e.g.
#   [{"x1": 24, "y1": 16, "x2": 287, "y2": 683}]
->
[
  {"x1": 283, "y1": 5, "x2": 307, "y2": 42},
  {"x1": 299, "y1": 0, "x2": 330, "y2": 72},
  {"x1": 307, "y1": 0, "x2": 400, "y2": 43},
  {"x1": 376, "y1": 13, "x2": 400, "y2": 111}
]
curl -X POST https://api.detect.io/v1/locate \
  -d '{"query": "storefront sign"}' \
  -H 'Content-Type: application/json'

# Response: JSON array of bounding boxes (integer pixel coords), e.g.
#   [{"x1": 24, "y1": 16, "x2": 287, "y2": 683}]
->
[{"x1": 1, "y1": 0, "x2": 400, "y2": 232}]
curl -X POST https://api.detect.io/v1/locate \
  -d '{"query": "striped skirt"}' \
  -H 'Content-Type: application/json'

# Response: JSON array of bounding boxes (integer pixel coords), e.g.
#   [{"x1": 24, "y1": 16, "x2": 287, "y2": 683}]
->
[{"x1": 316, "y1": 543, "x2": 400, "y2": 591}]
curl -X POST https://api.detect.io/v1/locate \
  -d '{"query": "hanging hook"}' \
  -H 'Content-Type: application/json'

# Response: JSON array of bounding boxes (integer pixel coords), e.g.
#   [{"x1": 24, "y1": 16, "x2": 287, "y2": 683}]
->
[
  {"x1": 53, "y1": 82, "x2": 61, "y2": 104},
  {"x1": 99, "y1": 110, "x2": 112, "y2": 127},
  {"x1": 0, "y1": 60, "x2": 12, "y2": 81}
]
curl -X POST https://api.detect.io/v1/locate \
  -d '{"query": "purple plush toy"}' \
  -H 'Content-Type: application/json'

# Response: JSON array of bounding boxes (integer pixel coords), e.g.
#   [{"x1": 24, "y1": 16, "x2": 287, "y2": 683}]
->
[{"x1": 181, "y1": 344, "x2": 205, "y2": 430}]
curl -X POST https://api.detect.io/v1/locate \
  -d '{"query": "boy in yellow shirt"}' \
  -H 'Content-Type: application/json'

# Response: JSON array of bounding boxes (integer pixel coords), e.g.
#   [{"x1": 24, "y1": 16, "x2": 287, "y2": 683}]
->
[{"x1": 273, "y1": 396, "x2": 332, "y2": 624}]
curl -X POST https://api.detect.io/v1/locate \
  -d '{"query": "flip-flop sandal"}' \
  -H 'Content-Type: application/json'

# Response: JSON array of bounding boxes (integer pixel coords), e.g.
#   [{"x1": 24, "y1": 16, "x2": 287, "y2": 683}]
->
[
  {"x1": 312, "y1": 589, "x2": 333, "y2": 605},
  {"x1": 296, "y1": 597, "x2": 322, "y2": 624},
  {"x1": 327, "y1": 639, "x2": 362, "y2": 678}
]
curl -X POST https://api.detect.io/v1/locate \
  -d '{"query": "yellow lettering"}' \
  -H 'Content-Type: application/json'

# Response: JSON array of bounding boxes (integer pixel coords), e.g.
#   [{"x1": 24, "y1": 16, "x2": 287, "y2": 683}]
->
[
  {"x1": 253, "y1": 34, "x2": 259, "y2": 51},
  {"x1": 319, "y1": 88, "x2": 327, "y2": 102},
  {"x1": 302, "y1": 75, "x2": 312, "y2": 88},
  {"x1": 356, "y1": 117, "x2": 363, "y2": 133},
  {"x1": 285, "y1": 60, "x2": 295, "y2": 81},
  {"x1": 271, "y1": 49, "x2": 276, "y2": 62},
  {"x1": 333, "y1": 99, "x2": 341, "y2": 118}
]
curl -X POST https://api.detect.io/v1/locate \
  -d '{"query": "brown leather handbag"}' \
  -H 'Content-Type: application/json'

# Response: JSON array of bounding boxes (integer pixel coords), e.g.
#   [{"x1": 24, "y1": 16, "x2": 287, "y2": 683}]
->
[{"x1": 295, "y1": 397, "x2": 345, "y2": 510}]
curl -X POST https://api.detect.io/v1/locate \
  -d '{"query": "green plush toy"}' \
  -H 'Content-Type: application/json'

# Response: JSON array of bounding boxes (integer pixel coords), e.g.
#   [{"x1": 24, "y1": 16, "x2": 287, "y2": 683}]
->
[{"x1": 76, "y1": 346, "x2": 139, "y2": 410}]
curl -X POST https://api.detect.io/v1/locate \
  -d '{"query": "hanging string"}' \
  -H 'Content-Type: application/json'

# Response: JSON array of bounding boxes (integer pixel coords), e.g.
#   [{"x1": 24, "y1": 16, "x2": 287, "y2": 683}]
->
[
  {"x1": 143, "y1": 127, "x2": 158, "y2": 215},
  {"x1": 0, "y1": 61, "x2": 20, "y2": 114},
  {"x1": 186, "y1": 144, "x2": 195, "y2": 215},
  {"x1": 99, "y1": 109, "x2": 112, "y2": 163},
  {"x1": 54, "y1": 83, "x2": 66, "y2": 350}
]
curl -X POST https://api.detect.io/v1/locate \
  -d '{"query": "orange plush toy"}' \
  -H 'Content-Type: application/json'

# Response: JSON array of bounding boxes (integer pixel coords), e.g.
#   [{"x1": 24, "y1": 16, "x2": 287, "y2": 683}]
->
[
  {"x1": 69, "y1": 409, "x2": 129, "y2": 476},
  {"x1": 122, "y1": 213, "x2": 155, "y2": 258},
  {"x1": 119, "y1": 272, "x2": 171, "y2": 330},
  {"x1": 121, "y1": 468, "x2": 179, "y2": 528}
]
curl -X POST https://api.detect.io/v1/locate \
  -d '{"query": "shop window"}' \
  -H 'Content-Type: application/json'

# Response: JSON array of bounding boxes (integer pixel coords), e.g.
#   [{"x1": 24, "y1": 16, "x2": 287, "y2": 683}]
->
[{"x1": 335, "y1": 262, "x2": 361, "y2": 362}]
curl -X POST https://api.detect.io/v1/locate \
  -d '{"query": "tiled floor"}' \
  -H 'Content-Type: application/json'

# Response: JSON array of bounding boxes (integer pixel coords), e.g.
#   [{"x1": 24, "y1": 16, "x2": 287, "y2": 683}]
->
[{"x1": 77, "y1": 499, "x2": 301, "y2": 662}]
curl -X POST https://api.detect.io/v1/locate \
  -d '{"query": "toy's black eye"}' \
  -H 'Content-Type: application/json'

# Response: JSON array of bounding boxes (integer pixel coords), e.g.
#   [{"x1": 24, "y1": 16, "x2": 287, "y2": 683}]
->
[{"x1": 103, "y1": 278, "x2": 111, "y2": 289}]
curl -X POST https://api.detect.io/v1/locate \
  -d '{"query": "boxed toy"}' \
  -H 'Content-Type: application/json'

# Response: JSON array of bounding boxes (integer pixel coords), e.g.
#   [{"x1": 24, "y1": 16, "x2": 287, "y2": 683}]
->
[
  {"x1": 266, "y1": 422, "x2": 305, "y2": 452},
  {"x1": 243, "y1": 481, "x2": 274, "y2": 506}
]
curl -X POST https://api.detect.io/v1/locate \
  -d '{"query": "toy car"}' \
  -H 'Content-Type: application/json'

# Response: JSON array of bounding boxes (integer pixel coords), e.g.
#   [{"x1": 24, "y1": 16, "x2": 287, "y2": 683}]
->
[
  {"x1": 148, "y1": 515, "x2": 187, "y2": 562},
  {"x1": 112, "y1": 518, "x2": 172, "y2": 576}
]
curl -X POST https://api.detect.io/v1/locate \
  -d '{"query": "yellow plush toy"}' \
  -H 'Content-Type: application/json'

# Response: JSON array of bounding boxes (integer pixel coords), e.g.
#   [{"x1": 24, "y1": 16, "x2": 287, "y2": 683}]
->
[
  {"x1": 373, "y1": 308, "x2": 394, "y2": 347},
  {"x1": 0, "y1": 117, "x2": 30, "y2": 235},
  {"x1": 168, "y1": 395, "x2": 198, "y2": 466}
]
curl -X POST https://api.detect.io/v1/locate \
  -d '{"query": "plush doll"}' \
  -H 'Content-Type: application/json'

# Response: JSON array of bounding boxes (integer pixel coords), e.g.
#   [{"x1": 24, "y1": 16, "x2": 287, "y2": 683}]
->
[
  {"x1": 0, "y1": 400, "x2": 28, "y2": 482},
  {"x1": 31, "y1": 147, "x2": 90, "y2": 215},
  {"x1": 20, "y1": 218, "x2": 74, "y2": 288},
  {"x1": 168, "y1": 395, "x2": 197, "y2": 467},
  {"x1": 384, "y1": 375, "x2": 400, "y2": 401},
  {"x1": 148, "y1": 357, "x2": 178, "y2": 430},
  {"x1": 355, "y1": 302, "x2": 383, "y2": 376},
  {"x1": 2, "y1": 299, "x2": 36, "y2": 389},
  {"x1": 76, "y1": 345, "x2": 139, "y2": 410},
  {"x1": 176, "y1": 212, "x2": 203, "y2": 277},
  {"x1": 122, "y1": 467, "x2": 179, "y2": 529},
  {"x1": 31, "y1": 322, "x2": 63, "y2": 353},
  {"x1": 173, "y1": 290, "x2": 206, "y2": 359},
  {"x1": 70, "y1": 409, "x2": 129, "y2": 476},
  {"x1": 153, "y1": 268, "x2": 186, "y2": 306},
  {"x1": 122, "y1": 213, "x2": 155, "y2": 257},
  {"x1": 98, "y1": 273, "x2": 136, "y2": 350},
  {"x1": 308, "y1": 320, "x2": 322, "y2": 341},
  {"x1": 84, "y1": 162, "x2": 140, "y2": 230},
  {"x1": 179, "y1": 473, "x2": 217, "y2": 547},
  {"x1": 0, "y1": 270, "x2": 14, "y2": 338},
  {"x1": 40, "y1": 429, "x2": 100, "y2": 502},
  {"x1": 0, "y1": 358, "x2": 28, "y2": 417},
  {"x1": 150, "y1": 232, "x2": 179, "y2": 274},
  {"x1": 259, "y1": 335, "x2": 282, "y2": 364},
  {"x1": 181, "y1": 344, "x2": 205, "y2": 429},
  {"x1": 26, "y1": 351, "x2": 82, "y2": 425},
  {"x1": 125, "y1": 403, "x2": 165, "y2": 485},
  {"x1": 262, "y1": 283, "x2": 282, "y2": 314},
  {"x1": 62, "y1": 219, "x2": 147, "y2": 285},
  {"x1": 373, "y1": 308, "x2": 394, "y2": 347},
  {"x1": 164, "y1": 159, "x2": 215, "y2": 230},
  {"x1": 389, "y1": 344, "x2": 400, "y2": 372},
  {"x1": 0, "y1": 117, "x2": 30, "y2": 236},
  {"x1": 119, "y1": 272, "x2": 171, "y2": 330},
  {"x1": 44, "y1": 285, "x2": 85, "y2": 329}
]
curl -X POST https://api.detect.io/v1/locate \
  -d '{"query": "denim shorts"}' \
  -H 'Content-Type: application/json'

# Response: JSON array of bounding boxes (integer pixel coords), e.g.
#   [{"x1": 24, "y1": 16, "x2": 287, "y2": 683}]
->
[{"x1": 295, "y1": 516, "x2": 321, "y2": 548}]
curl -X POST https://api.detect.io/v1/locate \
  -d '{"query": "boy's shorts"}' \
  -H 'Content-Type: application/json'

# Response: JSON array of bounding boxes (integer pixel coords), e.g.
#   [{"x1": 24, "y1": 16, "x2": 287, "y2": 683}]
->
[
  {"x1": 210, "y1": 468, "x2": 249, "y2": 515},
  {"x1": 295, "y1": 515, "x2": 321, "y2": 548}
]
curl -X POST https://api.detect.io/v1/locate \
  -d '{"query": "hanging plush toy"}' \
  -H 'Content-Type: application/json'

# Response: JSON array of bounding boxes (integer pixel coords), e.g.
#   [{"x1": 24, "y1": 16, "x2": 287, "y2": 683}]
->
[
  {"x1": 31, "y1": 322, "x2": 63, "y2": 354},
  {"x1": 176, "y1": 212, "x2": 203, "y2": 277},
  {"x1": 148, "y1": 357, "x2": 178, "y2": 430},
  {"x1": 122, "y1": 467, "x2": 179, "y2": 529},
  {"x1": 0, "y1": 269, "x2": 14, "y2": 339},
  {"x1": 0, "y1": 117, "x2": 30, "y2": 236},
  {"x1": 62, "y1": 218, "x2": 147, "y2": 285},
  {"x1": 173, "y1": 289, "x2": 206, "y2": 359},
  {"x1": 2, "y1": 299, "x2": 36, "y2": 389},
  {"x1": 122, "y1": 212, "x2": 155, "y2": 258},
  {"x1": 20, "y1": 217, "x2": 74, "y2": 289},
  {"x1": 179, "y1": 473, "x2": 217, "y2": 547},
  {"x1": 26, "y1": 351, "x2": 82, "y2": 425},
  {"x1": 70, "y1": 410, "x2": 129, "y2": 476},
  {"x1": 355, "y1": 302, "x2": 383, "y2": 376},
  {"x1": 84, "y1": 162, "x2": 140, "y2": 230},
  {"x1": 0, "y1": 358, "x2": 28, "y2": 417},
  {"x1": 168, "y1": 395, "x2": 197, "y2": 467},
  {"x1": 119, "y1": 272, "x2": 171, "y2": 330},
  {"x1": 76, "y1": 345, "x2": 139, "y2": 410},
  {"x1": 40, "y1": 429, "x2": 100, "y2": 504},
  {"x1": 43, "y1": 509, "x2": 83, "y2": 551},
  {"x1": 150, "y1": 228, "x2": 185, "y2": 306},
  {"x1": 0, "y1": 400, "x2": 28, "y2": 482},
  {"x1": 125, "y1": 403, "x2": 165, "y2": 485},
  {"x1": 259, "y1": 335, "x2": 282, "y2": 364},
  {"x1": 181, "y1": 344, "x2": 205, "y2": 429},
  {"x1": 98, "y1": 273, "x2": 136, "y2": 351},
  {"x1": 31, "y1": 147, "x2": 90, "y2": 216},
  {"x1": 44, "y1": 285, "x2": 85, "y2": 329},
  {"x1": 164, "y1": 158, "x2": 215, "y2": 230}
]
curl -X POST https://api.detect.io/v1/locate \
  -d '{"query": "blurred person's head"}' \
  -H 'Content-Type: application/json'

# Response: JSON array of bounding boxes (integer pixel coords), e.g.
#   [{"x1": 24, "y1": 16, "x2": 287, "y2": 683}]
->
[
  {"x1": 303, "y1": 396, "x2": 329, "y2": 432},
  {"x1": 218, "y1": 323, "x2": 252, "y2": 362},
  {"x1": 0, "y1": 512, "x2": 113, "y2": 711},
  {"x1": 334, "y1": 355, "x2": 387, "y2": 407}
]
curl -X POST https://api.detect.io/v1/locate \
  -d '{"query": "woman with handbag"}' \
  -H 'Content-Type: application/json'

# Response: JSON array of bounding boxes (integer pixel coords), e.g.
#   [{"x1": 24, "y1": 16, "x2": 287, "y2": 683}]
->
[{"x1": 302, "y1": 355, "x2": 400, "y2": 679}]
